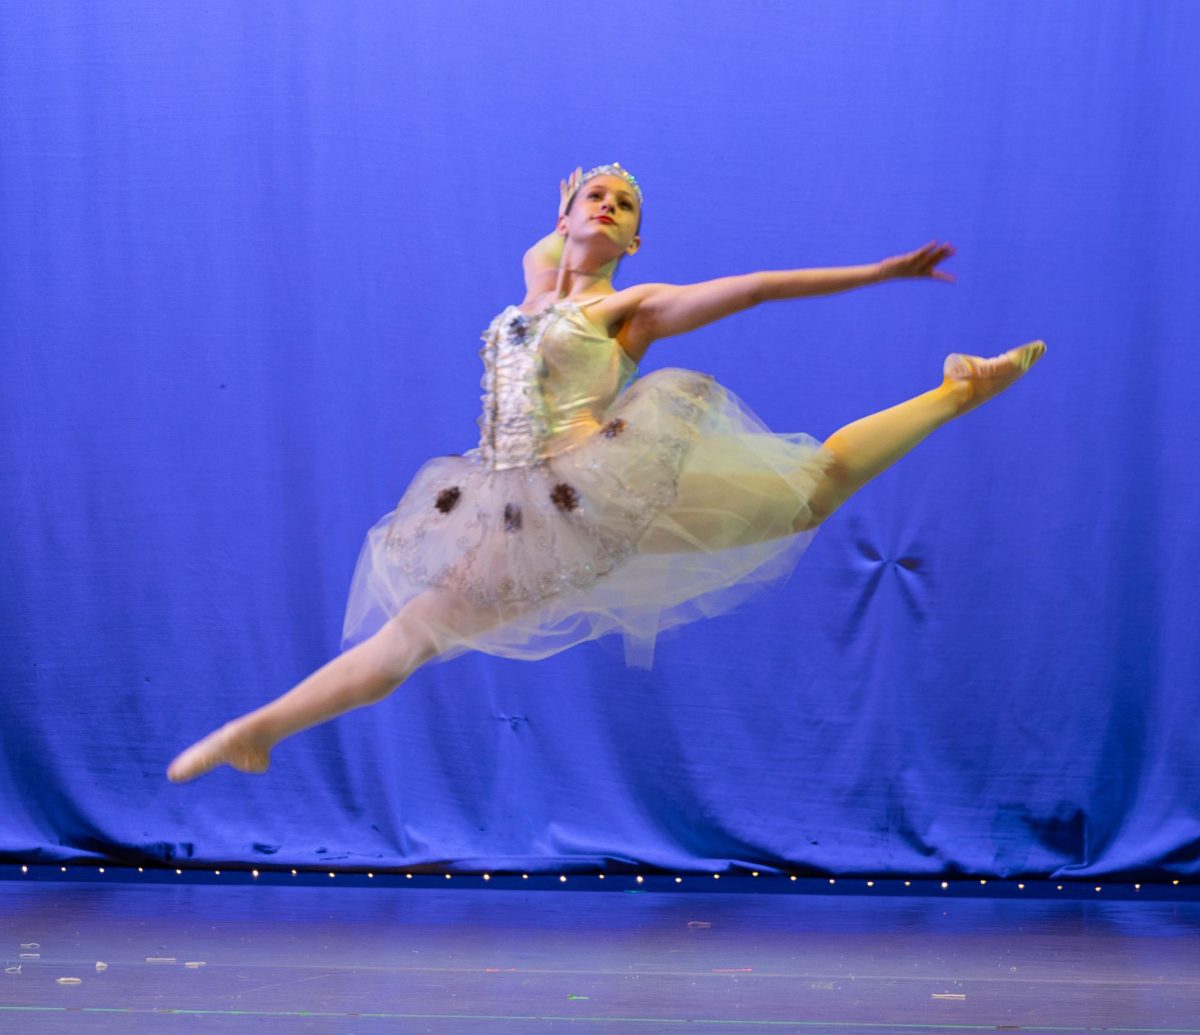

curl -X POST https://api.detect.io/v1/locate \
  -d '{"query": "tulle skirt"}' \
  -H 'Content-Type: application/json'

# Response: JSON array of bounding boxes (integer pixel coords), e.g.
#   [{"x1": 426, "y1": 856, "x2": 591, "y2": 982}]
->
[{"x1": 342, "y1": 368, "x2": 834, "y2": 668}]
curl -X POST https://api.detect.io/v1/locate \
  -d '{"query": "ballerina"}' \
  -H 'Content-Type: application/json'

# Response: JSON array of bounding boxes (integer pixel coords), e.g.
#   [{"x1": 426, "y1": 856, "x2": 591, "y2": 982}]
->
[{"x1": 168, "y1": 162, "x2": 1043, "y2": 783}]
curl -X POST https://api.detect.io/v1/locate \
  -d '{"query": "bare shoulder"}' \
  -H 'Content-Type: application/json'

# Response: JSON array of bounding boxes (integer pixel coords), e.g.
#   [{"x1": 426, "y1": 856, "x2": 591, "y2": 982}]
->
[
  {"x1": 583, "y1": 283, "x2": 653, "y2": 325},
  {"x1": 588, "y1": 284, "x2": 669, "y2": 363}
]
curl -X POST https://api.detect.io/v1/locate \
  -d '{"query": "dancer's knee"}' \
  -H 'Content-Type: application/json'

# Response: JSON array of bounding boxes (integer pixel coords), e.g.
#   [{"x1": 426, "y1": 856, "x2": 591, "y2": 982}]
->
[
  {"x1": 360, "y1": 615, "x2": 435, "y2": 689},
  {"x1": 353, "y1": 678, "x2": 399, "y2": 707},
  {"x1": 792, "y1": 499, "x2": 834, "y2": 532},
  {"x1": 793, "y1": 454, "x2": 852, "y2": 532},
  {"x1": 394, "y1": 588, "x2": 524, "y2": 666}
]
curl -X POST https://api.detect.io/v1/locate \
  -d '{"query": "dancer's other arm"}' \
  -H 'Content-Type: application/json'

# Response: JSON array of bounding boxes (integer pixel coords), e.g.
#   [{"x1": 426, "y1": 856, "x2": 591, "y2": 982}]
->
[
  {"x1": 522, "y1": 166, "x2": 582, "y2": 294},
  {"x1": 619, "y1": 240, "x2": 956, "y2": 348}
]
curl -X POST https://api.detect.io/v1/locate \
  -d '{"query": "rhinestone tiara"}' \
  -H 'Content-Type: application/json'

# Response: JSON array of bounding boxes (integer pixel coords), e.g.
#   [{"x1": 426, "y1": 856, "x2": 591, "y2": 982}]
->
[{"x1": 576, "y1": 162, "x2": 643, "y2": 206}]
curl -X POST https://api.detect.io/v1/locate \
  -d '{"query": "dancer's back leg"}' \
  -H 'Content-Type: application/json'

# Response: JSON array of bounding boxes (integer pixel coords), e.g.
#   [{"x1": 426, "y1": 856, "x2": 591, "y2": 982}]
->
[{"x1": 166, "y1": 587, "x2": 526, "y2": 782}]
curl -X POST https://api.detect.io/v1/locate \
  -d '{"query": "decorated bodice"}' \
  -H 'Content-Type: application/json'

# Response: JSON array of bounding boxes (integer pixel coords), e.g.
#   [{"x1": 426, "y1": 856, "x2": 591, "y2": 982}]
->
[{"x1": 471, "y1": 302, "x2": 638, "y2": 470}]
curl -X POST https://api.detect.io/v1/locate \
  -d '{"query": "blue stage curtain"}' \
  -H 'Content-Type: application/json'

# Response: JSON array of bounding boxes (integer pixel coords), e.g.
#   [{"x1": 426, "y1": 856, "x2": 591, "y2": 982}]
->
[{"x1": 2, "y1": 0, "x2": 1197, "y2": 877}]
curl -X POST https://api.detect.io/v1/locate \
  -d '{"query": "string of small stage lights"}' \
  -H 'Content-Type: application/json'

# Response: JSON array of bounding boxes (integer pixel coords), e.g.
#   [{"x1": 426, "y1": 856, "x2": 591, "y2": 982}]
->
[{"x1": 5, "y1": 862, "x2": 1193, "y2": 899}]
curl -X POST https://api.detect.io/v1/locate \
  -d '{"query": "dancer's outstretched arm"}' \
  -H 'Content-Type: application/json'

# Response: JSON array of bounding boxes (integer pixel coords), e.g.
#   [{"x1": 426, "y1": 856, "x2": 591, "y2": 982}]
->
[{"x1": 617, "y1": 241, "x2": 956, "y2": 353}]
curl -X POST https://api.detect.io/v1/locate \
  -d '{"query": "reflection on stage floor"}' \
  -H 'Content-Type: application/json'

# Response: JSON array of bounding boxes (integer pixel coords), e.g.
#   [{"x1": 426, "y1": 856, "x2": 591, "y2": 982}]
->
[{"x1": 3, "y1": 871, "x2": 1199, "y2": 1032}]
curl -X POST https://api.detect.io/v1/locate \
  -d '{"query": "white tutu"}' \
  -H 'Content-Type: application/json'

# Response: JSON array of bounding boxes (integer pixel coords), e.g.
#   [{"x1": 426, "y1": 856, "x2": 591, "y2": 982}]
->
[{"x1": 342, "y1": 301, "x2": 832, "y2": 668}]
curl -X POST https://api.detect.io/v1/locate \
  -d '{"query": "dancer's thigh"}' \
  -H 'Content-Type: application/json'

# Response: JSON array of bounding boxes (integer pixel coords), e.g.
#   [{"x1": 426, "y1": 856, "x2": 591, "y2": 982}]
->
[
  {"x1": 386, "y1": 584, "x2": 540, "y2": 662},
  {"x1": 636, "y1": 469, "x2": 808, "y2": 554}
]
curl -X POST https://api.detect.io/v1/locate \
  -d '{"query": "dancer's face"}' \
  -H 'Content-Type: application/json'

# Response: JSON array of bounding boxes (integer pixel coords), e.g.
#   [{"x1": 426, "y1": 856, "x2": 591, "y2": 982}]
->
[{"x1": 559, "y1": 175, "x2": 641, "y2": 257}]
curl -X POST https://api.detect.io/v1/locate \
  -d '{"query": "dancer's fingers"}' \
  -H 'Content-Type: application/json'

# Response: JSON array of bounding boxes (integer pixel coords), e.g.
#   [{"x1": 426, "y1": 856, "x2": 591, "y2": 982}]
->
[{"x1": 559, "y1": 167, "x2": 584, "y2": 215}]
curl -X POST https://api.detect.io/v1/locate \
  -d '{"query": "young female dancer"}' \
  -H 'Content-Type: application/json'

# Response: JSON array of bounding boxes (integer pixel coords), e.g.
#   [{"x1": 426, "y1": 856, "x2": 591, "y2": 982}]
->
[{"x1": 168, "y1": 163, "x2": 1044, "y2": 783}]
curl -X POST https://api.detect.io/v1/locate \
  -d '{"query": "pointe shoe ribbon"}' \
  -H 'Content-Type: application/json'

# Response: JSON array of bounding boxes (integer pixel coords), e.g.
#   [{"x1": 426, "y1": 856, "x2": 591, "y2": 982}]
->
[
  {"x1": 944, "y1": 353, "x2": 991, "y2": 380},
  {"x1": 941, "y1": 340, "x2": 1045, "y2": 414}
]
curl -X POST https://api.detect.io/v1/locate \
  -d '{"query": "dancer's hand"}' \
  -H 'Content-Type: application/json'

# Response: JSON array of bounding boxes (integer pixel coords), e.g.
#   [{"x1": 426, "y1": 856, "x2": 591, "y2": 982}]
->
[
  {"x1": 559, "y1": 166, "x2": 583, "y2": 218},
  {"x1": 880, "y1": 240, "x2": 957, "y2": 283}
]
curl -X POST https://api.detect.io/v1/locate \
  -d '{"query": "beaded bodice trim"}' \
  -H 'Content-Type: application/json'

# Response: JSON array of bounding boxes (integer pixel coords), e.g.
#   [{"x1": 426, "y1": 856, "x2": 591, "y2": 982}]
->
[
  {"x1": 474, "y1": 307, "x2": 549, "y2": 470},
  {"x1": 471, "y1": 302, "x2": 635, "y2": 471}
]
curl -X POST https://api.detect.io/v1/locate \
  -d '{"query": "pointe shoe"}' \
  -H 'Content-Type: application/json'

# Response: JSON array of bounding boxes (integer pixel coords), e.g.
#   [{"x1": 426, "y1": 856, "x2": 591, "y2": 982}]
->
[
  {"x1": 943, "y1": 340, "x2": 1045, "y2": 412},
  {"x1": 167, "y1": 723, "x2": 271, "y2": 783}
]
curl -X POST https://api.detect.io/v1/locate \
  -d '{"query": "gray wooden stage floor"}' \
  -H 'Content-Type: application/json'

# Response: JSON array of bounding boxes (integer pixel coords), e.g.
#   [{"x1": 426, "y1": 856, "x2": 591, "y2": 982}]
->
[{"x1": 3, "y1": 873, "x2": 1200, "y2": 1032}]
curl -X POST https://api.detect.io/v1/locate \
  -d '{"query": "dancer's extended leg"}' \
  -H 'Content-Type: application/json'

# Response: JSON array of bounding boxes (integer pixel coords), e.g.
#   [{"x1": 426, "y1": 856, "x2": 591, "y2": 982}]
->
[
  {"x1": 166, "y1": 588, "x2": 522, "y2": 782},
  {"x1": 801, "y1": 341, "x2": 1045, "y2": 528},
  {"x1": 633, "y1": 340, "x2": 1045, "y2": 551}
]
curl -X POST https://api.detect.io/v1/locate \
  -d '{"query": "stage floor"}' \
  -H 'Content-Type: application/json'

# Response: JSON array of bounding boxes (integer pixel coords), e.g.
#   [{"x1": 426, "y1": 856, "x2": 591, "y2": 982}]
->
[{"x1": 4, "y1": 875, "x2": 1200, "y2": 1032}]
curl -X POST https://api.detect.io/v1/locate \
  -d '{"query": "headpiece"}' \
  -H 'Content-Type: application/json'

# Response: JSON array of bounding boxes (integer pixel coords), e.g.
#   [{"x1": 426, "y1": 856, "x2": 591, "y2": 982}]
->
[{"x1": 576, "y1": 162, "x2": 643, "y2": 206}]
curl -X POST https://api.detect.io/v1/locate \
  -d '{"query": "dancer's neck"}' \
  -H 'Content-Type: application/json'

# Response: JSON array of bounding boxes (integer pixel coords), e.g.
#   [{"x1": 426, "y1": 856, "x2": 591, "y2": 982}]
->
[{"x1": 554, "y1": 265, "x2": 614, "y2": 300}]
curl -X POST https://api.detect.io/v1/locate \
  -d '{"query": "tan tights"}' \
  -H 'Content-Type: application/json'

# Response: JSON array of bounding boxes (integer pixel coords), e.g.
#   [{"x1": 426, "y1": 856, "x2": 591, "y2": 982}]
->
[{"x1": 167, "y1": 345, "x2": 1040, "y2": 782}]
